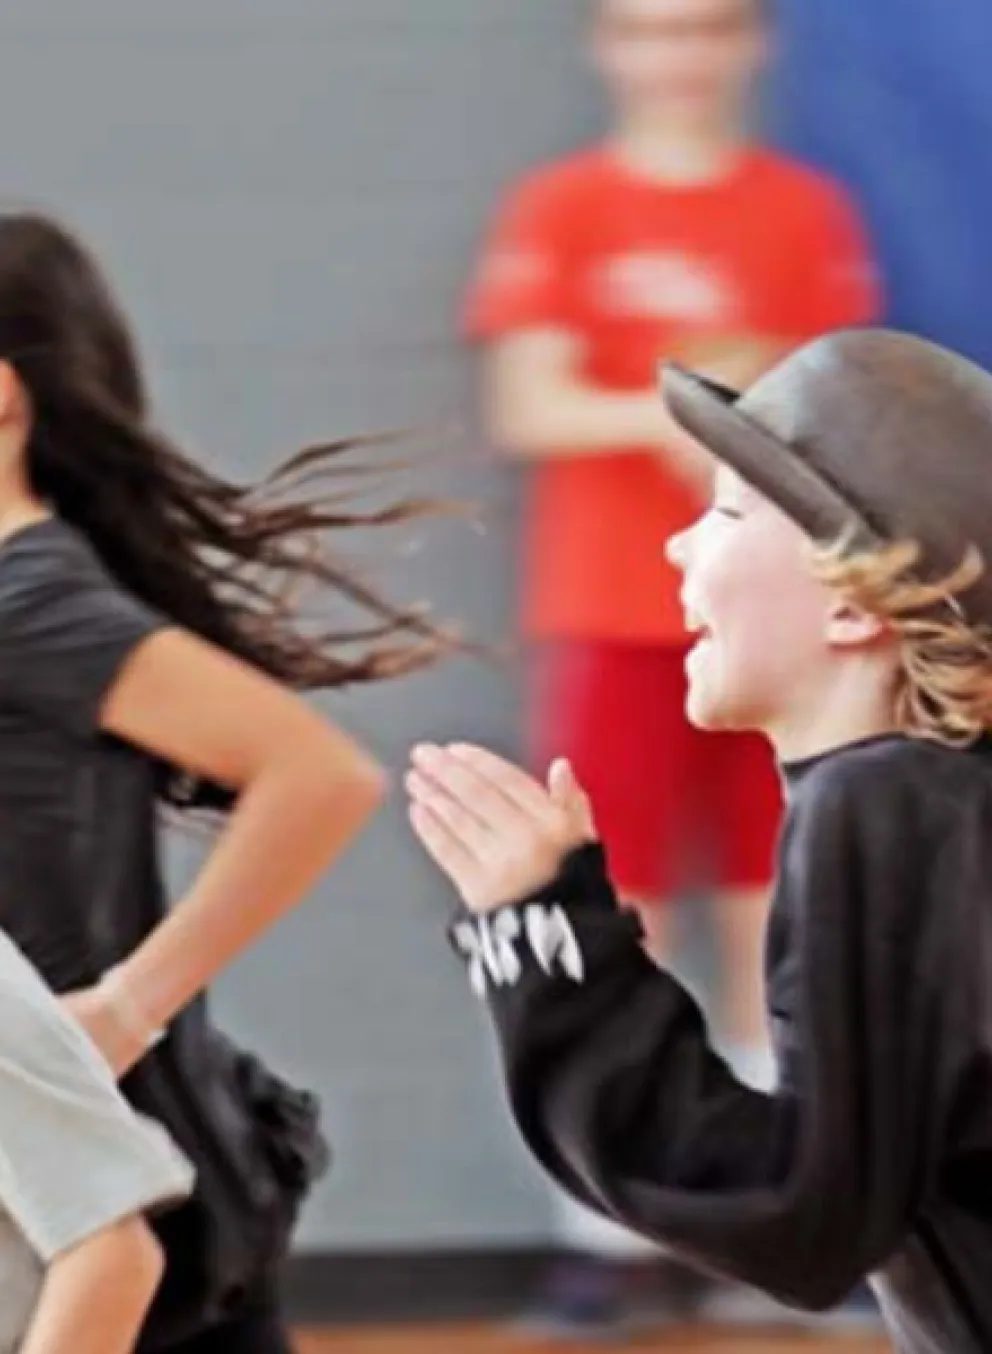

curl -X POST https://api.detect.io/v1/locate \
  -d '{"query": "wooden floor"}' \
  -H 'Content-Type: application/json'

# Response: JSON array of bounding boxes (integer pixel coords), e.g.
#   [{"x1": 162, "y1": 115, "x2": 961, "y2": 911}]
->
[{"x1": 295, "y1": 1325, "x2": 890, "y2": 1353}]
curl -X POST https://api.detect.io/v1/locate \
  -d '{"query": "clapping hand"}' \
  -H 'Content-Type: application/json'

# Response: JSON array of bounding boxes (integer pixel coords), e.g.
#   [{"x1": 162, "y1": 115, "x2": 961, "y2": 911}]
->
[{"x1": 405, "y1": 742, "x2": 596, "y2": 914}]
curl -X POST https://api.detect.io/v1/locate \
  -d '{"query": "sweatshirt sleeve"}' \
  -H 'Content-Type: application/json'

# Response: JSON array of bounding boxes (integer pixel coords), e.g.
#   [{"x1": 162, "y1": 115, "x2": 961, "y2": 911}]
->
[{"x1": 448, "y1": 770, "x2": 957, "y2": 1310}]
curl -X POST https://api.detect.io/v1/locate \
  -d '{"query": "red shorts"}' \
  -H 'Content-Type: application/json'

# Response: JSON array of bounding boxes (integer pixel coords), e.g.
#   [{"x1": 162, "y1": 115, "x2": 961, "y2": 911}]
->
[{"x1": 528, "y1": 641, "x2": 783, "y2": 901}]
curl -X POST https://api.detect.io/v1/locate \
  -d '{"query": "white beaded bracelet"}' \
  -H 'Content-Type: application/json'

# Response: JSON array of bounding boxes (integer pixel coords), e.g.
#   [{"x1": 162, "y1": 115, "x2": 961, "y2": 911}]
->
[{"x1": 99, "y1": 966, "x2": 167, "y2": 1051}]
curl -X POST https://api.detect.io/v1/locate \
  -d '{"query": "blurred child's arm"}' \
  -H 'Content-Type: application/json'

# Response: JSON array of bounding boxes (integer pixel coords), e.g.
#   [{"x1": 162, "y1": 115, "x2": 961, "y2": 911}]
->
[
  {"x1": 0, "y1": 935, "x2": 193, "y2": 1348},
  {"x1": 21, "y1": 1216, "x2": 163, "y2": 1354},
  {"x1": 465, "y1": 173, "x2": 787, "y2": 492}
]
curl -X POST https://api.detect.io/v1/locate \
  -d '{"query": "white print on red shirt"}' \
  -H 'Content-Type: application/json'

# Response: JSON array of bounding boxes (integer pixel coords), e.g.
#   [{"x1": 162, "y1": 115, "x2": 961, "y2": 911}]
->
[{"x1": 593, "y1": 250, "x2": 740, "y2": 325}]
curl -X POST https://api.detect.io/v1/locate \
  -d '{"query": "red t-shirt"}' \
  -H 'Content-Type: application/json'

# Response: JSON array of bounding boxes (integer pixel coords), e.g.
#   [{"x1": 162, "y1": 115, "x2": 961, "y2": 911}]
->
[{"x1": 464, "y1": 147, "x2": 881, "y2": 643}]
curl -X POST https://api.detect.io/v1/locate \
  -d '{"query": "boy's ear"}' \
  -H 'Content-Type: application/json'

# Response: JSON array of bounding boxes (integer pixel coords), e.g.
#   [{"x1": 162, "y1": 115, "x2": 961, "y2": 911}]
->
[{"x1": 824, "y1": 595, "x2": 888, "y2": 648}]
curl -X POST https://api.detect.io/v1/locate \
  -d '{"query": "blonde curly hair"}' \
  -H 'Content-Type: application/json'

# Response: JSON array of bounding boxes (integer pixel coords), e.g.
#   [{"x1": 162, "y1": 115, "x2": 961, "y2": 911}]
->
[{"x1": 810, "y1": 536, "x2": 992, "y2": 747}]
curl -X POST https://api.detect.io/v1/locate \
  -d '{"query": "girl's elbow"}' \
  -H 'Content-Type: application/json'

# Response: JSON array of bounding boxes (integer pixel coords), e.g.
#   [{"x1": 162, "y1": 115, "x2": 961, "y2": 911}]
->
[
  {"x1": 304, "y1": 732, "x2": 389, "y2": 814},
  {"x1": 344, "y1": 752, "x2": 390, "y2": 813}
]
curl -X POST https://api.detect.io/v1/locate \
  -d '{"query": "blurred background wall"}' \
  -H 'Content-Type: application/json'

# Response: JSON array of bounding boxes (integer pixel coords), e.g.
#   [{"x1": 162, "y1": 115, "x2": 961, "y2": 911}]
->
[{"x1": 769, "y1": 0, "x2": 992, "y2": 365}]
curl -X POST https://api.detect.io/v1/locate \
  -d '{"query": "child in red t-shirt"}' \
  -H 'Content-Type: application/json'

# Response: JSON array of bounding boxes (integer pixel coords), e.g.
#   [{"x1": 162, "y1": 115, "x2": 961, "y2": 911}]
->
[{"x1": 464, "y1": 0, "x2": 879, "y2": 1336}]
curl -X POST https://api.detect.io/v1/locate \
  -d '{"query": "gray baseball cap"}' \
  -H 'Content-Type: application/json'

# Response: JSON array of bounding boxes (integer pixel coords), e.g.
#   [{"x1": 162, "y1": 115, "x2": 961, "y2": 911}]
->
[{"x1": 661, "y1": 327, "x2": 992, "y2": 623}]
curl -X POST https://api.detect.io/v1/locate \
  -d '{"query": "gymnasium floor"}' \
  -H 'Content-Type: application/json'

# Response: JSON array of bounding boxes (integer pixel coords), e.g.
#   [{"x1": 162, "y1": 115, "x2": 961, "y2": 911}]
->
[{"x1": 296, "y1": 1326, "x2": 890, "y2": 1353}]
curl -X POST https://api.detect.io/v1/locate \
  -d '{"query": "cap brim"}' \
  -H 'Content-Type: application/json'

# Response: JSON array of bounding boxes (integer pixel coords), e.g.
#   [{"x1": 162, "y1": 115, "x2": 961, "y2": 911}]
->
[{"x1": 660, "y1": 363, "x2": 875, "y2": 547}]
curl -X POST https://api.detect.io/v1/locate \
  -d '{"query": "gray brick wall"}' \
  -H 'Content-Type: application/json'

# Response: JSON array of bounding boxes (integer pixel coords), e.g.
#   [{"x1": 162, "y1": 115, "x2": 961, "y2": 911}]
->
[{"x1": 0, "y1": 2, "x2": 598, "y2": 1246}]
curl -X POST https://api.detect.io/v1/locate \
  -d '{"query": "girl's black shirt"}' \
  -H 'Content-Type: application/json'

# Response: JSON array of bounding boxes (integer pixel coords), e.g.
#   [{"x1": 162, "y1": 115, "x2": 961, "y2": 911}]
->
[
  {"x1": 0, "y1": 519, "x2": 316, "y2": 1347},
  {"x1": 450, "y1": 731, "x2": 992, "y2": 1354},
  {"x1": 0, "y1": 519, "x2": 166, "y2": 991}
]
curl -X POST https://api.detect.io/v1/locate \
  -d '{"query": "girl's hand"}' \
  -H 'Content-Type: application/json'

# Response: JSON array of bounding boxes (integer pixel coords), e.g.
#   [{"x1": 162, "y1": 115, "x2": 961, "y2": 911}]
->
[{"x1": 61, "y1": 979, "x2": 157, "y2": 1079}]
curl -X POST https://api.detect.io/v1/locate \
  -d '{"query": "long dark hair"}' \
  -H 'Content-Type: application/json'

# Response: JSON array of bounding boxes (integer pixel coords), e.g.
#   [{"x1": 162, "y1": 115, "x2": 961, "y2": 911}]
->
[{"x1": 0, "y1": 212, "x2": 455, "y2": 806}]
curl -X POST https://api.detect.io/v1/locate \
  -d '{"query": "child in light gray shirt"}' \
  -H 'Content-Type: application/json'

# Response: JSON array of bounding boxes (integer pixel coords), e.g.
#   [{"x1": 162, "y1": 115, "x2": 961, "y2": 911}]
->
[{"x1": 0, "y1": 931, "x2": 192, "y2": 1353}]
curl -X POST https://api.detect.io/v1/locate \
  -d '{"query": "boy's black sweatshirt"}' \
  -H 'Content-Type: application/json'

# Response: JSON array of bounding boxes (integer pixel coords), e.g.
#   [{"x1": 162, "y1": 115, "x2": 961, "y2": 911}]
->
[{"x1": 449, "y1": 734, "x2": 992, "y2": 1354}]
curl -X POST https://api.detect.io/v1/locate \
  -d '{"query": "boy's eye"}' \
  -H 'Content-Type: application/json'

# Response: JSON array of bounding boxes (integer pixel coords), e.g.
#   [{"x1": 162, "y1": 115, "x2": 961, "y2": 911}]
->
[{"x1": 713, "y1": 505, "x2": 743, "y2": 520}]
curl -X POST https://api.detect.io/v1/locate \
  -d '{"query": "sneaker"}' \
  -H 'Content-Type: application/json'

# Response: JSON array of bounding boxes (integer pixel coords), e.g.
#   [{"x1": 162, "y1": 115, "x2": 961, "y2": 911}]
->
[
  {"x1": 803, "y1": 1285, "x2": 885, "y2": 1336},
  {"x1": 510, "y1": 1256, "x2": 686, "y2": 1343},
  {"x1": 698, "y1": 1280, "x2": 808, "y2": 1331},
  {"x1": 700, "y1": 1278, "x2": 883, "y2": 1336}
]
